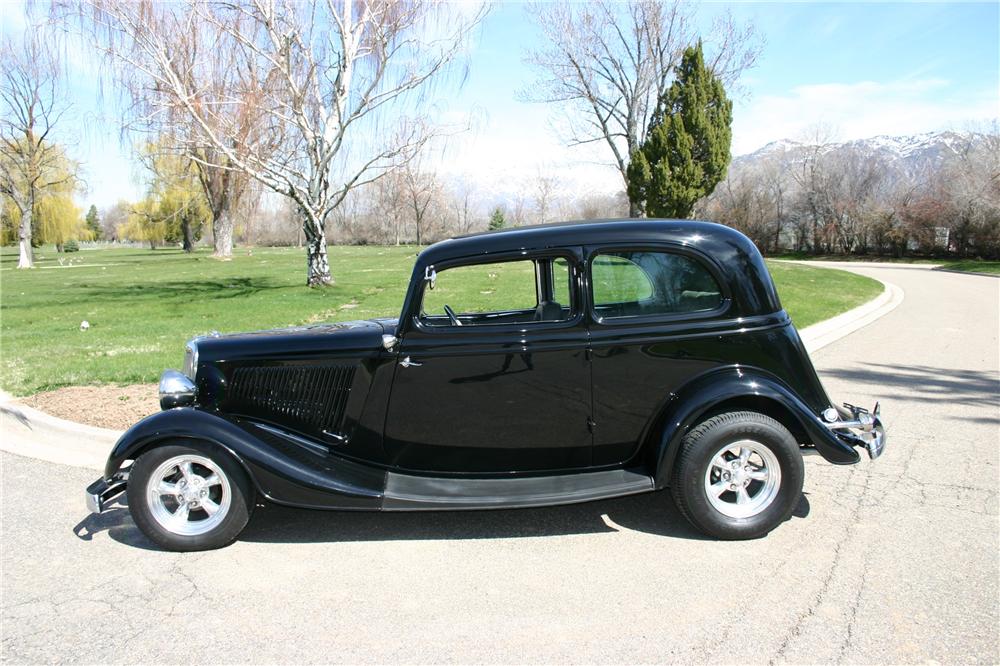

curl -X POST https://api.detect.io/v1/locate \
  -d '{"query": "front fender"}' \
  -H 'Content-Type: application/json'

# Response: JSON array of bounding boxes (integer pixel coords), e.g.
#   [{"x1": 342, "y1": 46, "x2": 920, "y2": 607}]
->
[
  {"x1": 652, "y1": 367, "x2": 861, "y2": 486},
  {"x1": 105, "y1": 408, "x2": 384, "y2": 510}
]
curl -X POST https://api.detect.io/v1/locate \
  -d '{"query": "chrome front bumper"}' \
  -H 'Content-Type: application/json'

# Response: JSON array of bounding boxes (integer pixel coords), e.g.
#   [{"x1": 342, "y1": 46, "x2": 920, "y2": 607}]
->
[
  {"x1": 824, "y1": 402, "x2": 886, "y2": 460},
  {"x1": 85, "y1": 473, "x2": 128, "y2": 514}
]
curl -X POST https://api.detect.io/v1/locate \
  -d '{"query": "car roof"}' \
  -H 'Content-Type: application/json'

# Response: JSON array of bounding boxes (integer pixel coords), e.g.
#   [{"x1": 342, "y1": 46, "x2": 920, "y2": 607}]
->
[{"x1": 418, "y1": 218, "x2": 751, "y2": 265}]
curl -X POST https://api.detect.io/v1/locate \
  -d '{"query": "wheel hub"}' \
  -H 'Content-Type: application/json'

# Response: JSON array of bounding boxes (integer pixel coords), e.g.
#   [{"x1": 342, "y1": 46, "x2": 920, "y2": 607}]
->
[
  {"x1": 728, "y1": 464, "x2": 751, "y2": 488},
  {"x1": 147, "y1": 454, "x2": 232, "y2": 536},
  {"x1": 704, "y1": 440, "x2": 782, "y2": 519}
]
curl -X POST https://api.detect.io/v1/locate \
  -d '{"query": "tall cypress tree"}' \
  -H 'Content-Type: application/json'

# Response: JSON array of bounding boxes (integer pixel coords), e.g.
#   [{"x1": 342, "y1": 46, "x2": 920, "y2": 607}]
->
[
  {"x1": 85, "y1": 204, "x2": 101, "y2": 240},
  {"x1": 626, "y1": 42, "x2": 732, "y2": 218}
]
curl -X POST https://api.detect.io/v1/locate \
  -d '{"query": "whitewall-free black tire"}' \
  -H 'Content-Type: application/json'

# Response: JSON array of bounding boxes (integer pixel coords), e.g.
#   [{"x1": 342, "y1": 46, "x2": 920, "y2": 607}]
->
[
  {"x1": 671, "y1": 411, "x2": 804, "y2": 540},
  {"x1": 126, "y1": 441, "x2": 254, "y2": 551}
]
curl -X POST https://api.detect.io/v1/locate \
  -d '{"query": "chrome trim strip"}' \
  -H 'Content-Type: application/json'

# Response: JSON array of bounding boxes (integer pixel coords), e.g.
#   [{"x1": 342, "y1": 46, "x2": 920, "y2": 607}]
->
[
  {"x1": 184, "y1": 340, "x2": 199, "y2": 379},
  {"x1": 254, "y1": 422, "x2": 331, "y2": 456}
]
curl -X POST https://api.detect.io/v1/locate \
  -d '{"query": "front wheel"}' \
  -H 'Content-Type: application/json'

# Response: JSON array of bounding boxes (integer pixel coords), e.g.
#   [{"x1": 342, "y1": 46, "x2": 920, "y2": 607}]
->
[
  {"x1": 671, "y1": 411, "x2": 804, "y2": 540},
  {"x1": 126, "y1": 442, "x2": 255, "y2": 551}
]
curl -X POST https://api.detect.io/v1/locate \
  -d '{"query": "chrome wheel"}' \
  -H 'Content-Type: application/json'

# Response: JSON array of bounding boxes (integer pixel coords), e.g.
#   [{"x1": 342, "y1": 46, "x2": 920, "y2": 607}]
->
[
  {"x1": 704, "y1": 439, "x2": 781, "y2": 519},
  {"x1": 146, "y1": 454, "x2": 231, "y2": 536}
]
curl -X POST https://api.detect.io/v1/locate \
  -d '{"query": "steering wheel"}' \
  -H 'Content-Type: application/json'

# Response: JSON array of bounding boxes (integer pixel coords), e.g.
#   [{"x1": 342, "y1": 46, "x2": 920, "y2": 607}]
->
[{"x1": 443, "y1": 304, "x2": 462, "y2": 327}]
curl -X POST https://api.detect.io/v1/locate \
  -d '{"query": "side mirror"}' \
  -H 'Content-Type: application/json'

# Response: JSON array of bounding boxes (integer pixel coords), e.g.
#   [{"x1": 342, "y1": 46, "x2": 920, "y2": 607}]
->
[{"x1": 424, "y1": 266, "x2": 436, "y2": 290}]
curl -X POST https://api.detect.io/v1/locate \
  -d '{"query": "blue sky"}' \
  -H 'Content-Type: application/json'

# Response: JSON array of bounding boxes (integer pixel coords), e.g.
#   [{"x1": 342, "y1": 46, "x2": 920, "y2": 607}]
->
[{"x1": 2, "y1": 1, "x2": 997, "y2": 208}]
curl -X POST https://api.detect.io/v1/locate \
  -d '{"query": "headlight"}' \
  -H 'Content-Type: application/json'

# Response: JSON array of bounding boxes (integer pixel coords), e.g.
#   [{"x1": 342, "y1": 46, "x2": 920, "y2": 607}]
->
[
  {"x1": 159, "y1": 370, "x2": 197, "y2": 409},
  {"x1": 183, "y1": 341, "x2": 199, "y2": 379}
]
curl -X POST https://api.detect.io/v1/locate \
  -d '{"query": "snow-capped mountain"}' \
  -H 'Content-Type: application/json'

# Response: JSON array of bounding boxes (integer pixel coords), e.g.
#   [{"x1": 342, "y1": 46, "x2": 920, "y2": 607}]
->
[{"x1": 732, "y1": 130, "x2": 985, "y2": 183}]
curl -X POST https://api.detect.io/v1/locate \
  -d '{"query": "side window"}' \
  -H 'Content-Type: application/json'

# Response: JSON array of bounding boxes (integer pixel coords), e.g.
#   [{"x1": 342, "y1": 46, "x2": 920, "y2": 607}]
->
[
  {"x1": 551, "y1": 257, "x2": 571, "y2": 306},
  {"x1": 591, "y1": 251, "x2": 723, "y2": 320},
  {"x1": 420, "y1": 258, "x2": 574, "y2": 327}
]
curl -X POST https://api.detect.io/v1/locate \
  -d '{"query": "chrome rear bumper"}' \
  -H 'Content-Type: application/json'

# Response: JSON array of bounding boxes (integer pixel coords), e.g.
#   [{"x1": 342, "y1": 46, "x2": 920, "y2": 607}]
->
[
  {"x1": 824, "y1": 402, "x2": 886, "y2": 460},
  {"x1": 85, "y1": 473, "x2": 128, "y2": 514}
]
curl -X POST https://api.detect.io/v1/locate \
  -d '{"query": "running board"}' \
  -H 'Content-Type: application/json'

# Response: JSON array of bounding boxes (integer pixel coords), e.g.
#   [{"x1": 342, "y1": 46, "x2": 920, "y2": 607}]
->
[{"x1": 382, "y1": 468, "x2": 654, "y2": 511}]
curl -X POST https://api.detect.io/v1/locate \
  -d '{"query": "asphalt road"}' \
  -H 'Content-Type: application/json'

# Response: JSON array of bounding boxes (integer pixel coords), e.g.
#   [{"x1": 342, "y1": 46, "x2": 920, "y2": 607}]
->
[{"x1": 2, "y1": 264, "x2": 998, "y2": 664}]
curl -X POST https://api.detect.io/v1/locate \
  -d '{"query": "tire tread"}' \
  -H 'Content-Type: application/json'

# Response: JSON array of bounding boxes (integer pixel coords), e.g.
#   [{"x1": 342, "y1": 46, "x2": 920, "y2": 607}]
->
[{"x1": 670, "y1": 410, "x2": 803, "y2": 540}]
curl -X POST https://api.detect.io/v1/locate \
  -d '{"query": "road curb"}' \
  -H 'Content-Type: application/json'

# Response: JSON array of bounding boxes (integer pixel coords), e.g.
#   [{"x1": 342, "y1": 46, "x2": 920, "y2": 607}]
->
[
  {"x1": 0, "y1": 399, "x2": 119, "y2": 471},
  {"x1": 1, "y1": 265, "x2": 905, "y2": 471},
  {"x1": 798, "y1": 279, "x2": 904, "y2": 353}
]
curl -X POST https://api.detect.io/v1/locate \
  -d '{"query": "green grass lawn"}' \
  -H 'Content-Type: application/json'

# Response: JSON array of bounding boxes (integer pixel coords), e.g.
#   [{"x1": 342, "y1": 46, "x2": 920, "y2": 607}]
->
[
  {"x1": 941, "y1": 260, "x2": 1000, "y2": 274},
  {"x1": 772, "y1": 252, "x2": 1000, "y2": 274},
  {"x1": 0, "y1": 245, "x2": 882, "y2": 396}
]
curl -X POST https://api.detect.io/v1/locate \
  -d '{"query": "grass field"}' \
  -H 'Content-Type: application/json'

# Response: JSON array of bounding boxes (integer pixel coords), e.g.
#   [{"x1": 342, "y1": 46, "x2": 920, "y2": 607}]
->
[
  {"x1": 773, "y1": 252, "x2": 1000, "y2": 274},
  {"x1": 0, "y1": 245, "x2": 882, "y2": 396},
  {"x1": 941, "y1": 260, "x2": 1000, "y2": 274}
]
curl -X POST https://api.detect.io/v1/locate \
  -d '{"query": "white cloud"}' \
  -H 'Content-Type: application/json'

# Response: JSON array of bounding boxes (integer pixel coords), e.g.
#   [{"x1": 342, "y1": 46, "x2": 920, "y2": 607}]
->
[{"x1": 732, "y1": 78, "x2": 999, "y2": 154}]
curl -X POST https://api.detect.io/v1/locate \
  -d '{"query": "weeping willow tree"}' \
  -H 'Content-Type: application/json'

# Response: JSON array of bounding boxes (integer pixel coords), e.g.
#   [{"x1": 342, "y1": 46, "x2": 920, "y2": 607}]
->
[
  {"x1": 1, "y1": 142, "x2": 89, "y2": 250},
  {"x1": 120, "y1": 142, "x2": 210, "y2": 250}
]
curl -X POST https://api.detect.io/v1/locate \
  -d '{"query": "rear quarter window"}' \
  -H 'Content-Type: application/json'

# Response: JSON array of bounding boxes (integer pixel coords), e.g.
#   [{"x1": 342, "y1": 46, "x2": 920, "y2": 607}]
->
[{"x1": 591, "y1": 251, "x2": 723, "y2": 319}]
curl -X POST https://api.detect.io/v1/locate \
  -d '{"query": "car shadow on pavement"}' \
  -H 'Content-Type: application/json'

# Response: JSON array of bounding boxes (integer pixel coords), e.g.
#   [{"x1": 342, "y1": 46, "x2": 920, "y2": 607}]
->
[
  {"x1": 71, "y1": 499, "x2": 159, "y2": 550},
  {"x1": 71, "y1": 491, "x2": 811, "y2": 549}
]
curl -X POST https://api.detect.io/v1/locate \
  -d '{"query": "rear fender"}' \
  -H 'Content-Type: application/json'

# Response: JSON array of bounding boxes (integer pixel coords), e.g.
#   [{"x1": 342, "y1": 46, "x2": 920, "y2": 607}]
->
[
  {"x1": 105, "y1": 408, "x2": 384, "y2": 509},
  {"x1": 651, "y1": 367, "x2": 860, "y2": 487}
]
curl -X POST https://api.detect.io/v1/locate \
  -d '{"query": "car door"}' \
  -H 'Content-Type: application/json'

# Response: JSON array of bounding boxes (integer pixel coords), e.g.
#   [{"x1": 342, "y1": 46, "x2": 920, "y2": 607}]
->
[
  {"x1": 586, "y1": 246, "x2": 731, "y2": 466},
  {"x1": 383, "y1": 250, "x2": 593, "y2": 474}
]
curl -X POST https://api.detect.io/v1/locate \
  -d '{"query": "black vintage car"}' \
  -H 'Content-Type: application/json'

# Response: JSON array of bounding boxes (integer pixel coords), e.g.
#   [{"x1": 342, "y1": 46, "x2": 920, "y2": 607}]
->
[{"x1": 86, "y1": 219, "x2": 885, "y2": 551}]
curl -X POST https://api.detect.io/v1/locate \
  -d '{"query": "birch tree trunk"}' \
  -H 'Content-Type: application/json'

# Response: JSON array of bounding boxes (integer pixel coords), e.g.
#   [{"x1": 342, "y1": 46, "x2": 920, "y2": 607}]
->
[
  {"x1": 300, "y1": 206, "x2": 332, "y2": 286},
  {"x1": 15, "y1": 189, "x2": 35, "y2": 268},
  {"x1": 17, "y1": 198, "x2": 33, "y2": 268}
]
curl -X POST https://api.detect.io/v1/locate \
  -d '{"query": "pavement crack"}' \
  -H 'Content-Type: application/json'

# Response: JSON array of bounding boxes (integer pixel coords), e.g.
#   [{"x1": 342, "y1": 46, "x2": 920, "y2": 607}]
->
[{"x1": 769, "y1": 464, "x2": 874, "y2": 664}]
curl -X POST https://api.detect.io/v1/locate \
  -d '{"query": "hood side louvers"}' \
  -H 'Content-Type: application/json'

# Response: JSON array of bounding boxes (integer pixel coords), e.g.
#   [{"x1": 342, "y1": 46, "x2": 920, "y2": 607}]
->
[{"x1": 227, "y1": 364, "x2": 356, "y2": 433}]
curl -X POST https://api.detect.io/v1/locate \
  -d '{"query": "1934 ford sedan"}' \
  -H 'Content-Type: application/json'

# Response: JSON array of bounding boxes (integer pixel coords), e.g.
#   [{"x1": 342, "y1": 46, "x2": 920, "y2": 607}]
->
[{"x1": 86, "y1": 219, "x2": 885, "y2": 551}]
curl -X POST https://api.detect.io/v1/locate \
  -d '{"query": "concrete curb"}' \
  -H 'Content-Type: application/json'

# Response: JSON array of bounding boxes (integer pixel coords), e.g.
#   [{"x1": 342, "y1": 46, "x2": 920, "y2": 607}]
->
[
  {"x1": 798, "y1": 280, "x2": 904, "y2": 354},
  {"x1": 0, "y1": 399, "x2": 119, "y2": 471},
  {"x1": 0, "y1": 266, "x2": 904, "y2": 472}
]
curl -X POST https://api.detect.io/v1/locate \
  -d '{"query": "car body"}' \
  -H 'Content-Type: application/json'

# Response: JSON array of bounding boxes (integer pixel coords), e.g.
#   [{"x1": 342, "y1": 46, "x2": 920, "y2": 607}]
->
[{"x1": 86, "y1": 219, "x2": 885, "y2": 550}]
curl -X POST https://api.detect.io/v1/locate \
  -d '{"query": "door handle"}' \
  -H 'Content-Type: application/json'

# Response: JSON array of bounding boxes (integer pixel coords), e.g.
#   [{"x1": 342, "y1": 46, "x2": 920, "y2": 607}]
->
[{"x1": 400, "y1": 356, "x2": 423, "y2": 368}]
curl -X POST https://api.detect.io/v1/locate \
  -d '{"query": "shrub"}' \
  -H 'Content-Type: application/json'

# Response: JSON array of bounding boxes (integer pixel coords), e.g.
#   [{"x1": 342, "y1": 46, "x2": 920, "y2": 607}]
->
[{"x1": 63, "y1": 239, "x2": 80, "y2": 252}]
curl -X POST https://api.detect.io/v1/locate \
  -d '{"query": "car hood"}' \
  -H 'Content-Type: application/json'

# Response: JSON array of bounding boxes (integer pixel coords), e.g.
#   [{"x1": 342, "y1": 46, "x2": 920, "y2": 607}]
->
[{"x1": 191, "y1": 318, "x2": 396, "y2": 365}]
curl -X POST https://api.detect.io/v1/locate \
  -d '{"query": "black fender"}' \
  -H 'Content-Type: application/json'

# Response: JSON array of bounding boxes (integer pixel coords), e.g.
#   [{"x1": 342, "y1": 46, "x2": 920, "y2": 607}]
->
[
  {"x1": 105, "y1": 408, "x2": 384, "y2": 510},
  {"x1": 651, "y1": 366, "x2": 861, "y2": 487}
]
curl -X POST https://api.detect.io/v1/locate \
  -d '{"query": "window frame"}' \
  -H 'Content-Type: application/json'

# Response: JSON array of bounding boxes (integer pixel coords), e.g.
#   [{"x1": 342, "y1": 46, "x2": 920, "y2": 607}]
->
[
  {"x1": 410, "y1": 249, "x2": 584, "y2": 334},
  {"x1": 586, "y1": 244, "x2": 731, "y2": 326}
]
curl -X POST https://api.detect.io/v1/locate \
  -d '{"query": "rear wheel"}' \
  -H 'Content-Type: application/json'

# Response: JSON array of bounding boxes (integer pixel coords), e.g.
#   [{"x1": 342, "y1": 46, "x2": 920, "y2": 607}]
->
[
  {"x1": 671, "y1": 411, "x2": 804, "y2": 540},
  {"x1": 127, "y1": 442, "x2": 254, "y2": 551}
]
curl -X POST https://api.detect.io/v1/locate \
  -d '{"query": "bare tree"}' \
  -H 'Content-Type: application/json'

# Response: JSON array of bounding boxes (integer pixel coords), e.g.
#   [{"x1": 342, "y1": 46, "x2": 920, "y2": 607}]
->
[
  {"x1": 447, "y1": 177, "x2": 476, "y2": 235},
  {"x1": 403, "y1": 163, "x2": 438, "y2": 246},
  {"x1": 76, "y1": 0, "x2": 485, "y2": 285},
  {"x1": 943, "y1": 127, "x2": 1000, "y2": 257},
  {"x1": 100, "y1": 200, "x2": 130, "y2": 242},
  {"x1": 0, "y1": 29, "x2": 71, "y2": 268},
  {"x1": 508, "y1": 191, "x2": 529, "y2": 227},
  {"x1": 523, "y1": 1, "x2": 760, "y2": 216},
  {"x1": 534, "y1": 171, "x2": 559, "y2": 224},
  {"x1": 370, "y1": 168, "x2": 407, "y2": 245},
  {"x1": 789, "y1": 126, "x2": 839, "y2": 254}
]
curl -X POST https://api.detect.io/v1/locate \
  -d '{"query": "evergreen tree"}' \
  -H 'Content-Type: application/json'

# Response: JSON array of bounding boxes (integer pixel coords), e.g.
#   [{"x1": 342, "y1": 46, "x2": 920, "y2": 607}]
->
[
  {"x1": 488, "y1": 207, "x2": 507, "y2": 231},
  {"x1": 626, "y1": 42, "x2": 732, "y2": 218},
  {"x1": 85, "y1": 204, "x2": 101, "y2": 240}
]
